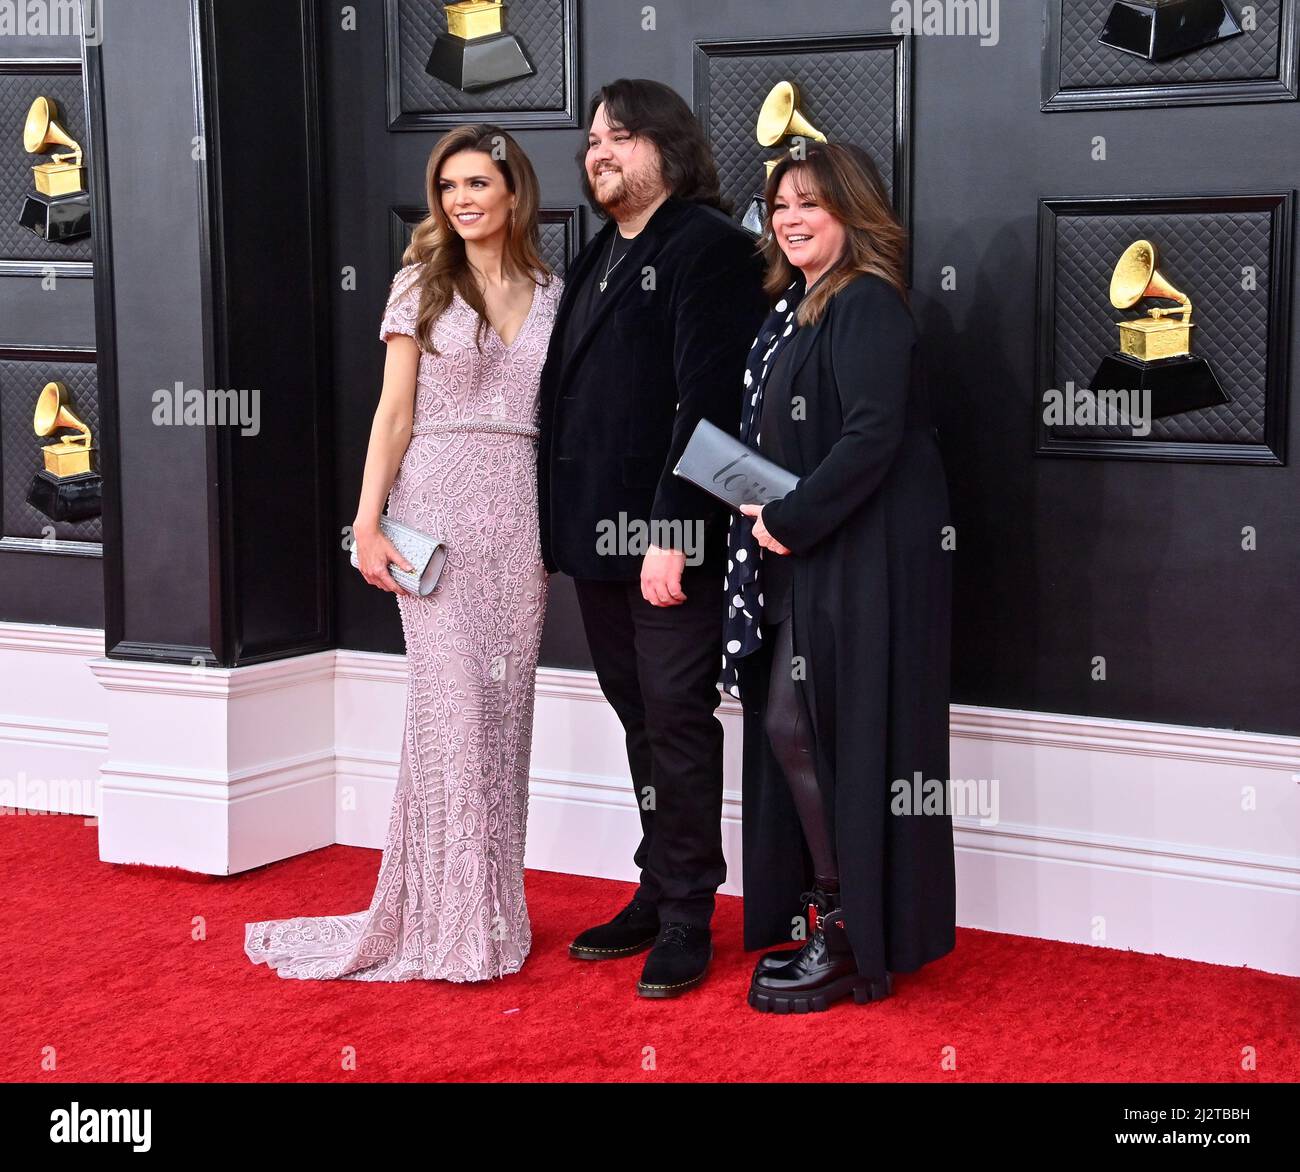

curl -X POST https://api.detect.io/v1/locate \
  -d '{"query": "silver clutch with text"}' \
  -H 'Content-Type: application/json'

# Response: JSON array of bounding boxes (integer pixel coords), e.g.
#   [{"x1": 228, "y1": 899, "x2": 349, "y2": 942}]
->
[{"x1": 672, "y1": 418, "x2": 798, "y2": 509}]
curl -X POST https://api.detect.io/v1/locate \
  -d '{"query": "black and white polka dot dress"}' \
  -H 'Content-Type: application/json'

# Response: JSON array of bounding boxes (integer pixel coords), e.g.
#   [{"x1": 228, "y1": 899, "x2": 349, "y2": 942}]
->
[{"x1": 720, "y1": 276, "x2": 806, "y2": 700}]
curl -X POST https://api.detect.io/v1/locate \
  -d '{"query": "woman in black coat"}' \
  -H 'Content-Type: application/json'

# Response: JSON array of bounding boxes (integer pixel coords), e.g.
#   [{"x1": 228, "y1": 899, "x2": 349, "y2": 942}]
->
[{"x1": 722, "y1": 143, "x2": 955, "y2": 1013}]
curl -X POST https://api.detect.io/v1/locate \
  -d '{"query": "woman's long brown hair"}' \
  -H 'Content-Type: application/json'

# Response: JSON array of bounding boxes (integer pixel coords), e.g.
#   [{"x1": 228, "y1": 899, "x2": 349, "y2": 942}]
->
[
  {"x1": 759, "y1": 142, "x2": 909, "y2": 326},
  {"x1": 402, "y1": 123, "x2": 553, "y2": 354}
]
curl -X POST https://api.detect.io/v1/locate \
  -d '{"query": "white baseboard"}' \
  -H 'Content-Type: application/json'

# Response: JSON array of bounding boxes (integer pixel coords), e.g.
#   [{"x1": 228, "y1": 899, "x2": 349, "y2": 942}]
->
[
  {"x1": 0, "y1": 623, "x2": 106, "y2": 815},
  {"x1": 2, "y1": 622, "x2": 1298, "y2": 974}
]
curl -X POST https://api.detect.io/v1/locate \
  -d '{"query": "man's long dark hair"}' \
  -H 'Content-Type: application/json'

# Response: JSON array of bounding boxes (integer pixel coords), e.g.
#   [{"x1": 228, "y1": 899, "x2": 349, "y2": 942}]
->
[{"x1": 575, "y1": 78, "x2": 730, "y2": 218}]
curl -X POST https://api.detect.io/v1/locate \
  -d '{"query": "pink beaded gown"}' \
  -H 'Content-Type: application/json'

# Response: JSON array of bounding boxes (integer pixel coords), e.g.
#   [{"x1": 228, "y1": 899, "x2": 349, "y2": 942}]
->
[{"x1": 244, "y1": 262, "x2": 562, "y2": 982}]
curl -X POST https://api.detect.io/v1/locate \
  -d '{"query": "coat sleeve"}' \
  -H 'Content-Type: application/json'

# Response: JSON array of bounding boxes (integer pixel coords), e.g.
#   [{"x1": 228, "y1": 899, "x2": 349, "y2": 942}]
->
[
  {"x1": 648, "y1": 231, "x2": 766, "y2": 548},
  {"x1": 760, "y1": 276, "x2": 915, "y2": 556}
]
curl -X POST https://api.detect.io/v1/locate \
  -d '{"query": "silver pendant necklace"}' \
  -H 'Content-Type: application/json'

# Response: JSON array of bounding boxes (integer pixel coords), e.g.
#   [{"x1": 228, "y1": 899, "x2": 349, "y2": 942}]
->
[{"x1": 599, "y1": 231, "x2": 632, "y2": 292}]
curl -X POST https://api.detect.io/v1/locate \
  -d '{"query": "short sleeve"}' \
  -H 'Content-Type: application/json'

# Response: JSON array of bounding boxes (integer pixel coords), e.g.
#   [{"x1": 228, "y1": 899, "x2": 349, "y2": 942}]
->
[{"x1": 379, "y1": 265, "x2": 422, "y2": 343}]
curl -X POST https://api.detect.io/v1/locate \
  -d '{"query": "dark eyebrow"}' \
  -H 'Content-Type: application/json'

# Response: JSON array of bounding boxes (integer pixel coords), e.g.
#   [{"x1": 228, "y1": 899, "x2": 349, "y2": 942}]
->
[{"x1": 439, "y1": 175, "x2": 492, "y2": 183}]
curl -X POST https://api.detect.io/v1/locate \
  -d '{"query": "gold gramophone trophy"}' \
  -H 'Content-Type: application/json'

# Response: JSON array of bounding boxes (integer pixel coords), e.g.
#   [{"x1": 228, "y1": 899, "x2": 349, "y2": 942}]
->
[
  {"x1": 741, "y1": 81, "x2": 827, "y2": 237},
  {"x1": 26, "y1": 381, "x2": 102, "y2": 523},
  {"x1": 425, "y1": 1, "x2": 535, "y2": 91},
  {"x1": 19, "y1": 96, "x2": 91, "y2": 243},
  {"x1": 1090, "y1": 239, "x2": 1228, "y2": 419}
]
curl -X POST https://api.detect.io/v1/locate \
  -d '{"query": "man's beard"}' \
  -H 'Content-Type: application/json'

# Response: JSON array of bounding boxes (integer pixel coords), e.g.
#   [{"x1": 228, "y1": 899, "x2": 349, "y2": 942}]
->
[{"x1": 593, "y1": 164, "x2": 661, "y2": 219}]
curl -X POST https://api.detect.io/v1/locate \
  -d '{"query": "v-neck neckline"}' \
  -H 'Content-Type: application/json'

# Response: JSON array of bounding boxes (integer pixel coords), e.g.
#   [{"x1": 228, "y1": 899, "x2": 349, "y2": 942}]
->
[{"x1": 467, "y1": 276, "x2": 540, "y2": 352}]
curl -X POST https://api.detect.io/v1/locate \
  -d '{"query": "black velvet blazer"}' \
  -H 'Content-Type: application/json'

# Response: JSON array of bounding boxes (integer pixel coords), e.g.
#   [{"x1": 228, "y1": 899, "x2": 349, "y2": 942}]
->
[{"x1": 536, "y1": 194, "x2": 769, "y2": 580}]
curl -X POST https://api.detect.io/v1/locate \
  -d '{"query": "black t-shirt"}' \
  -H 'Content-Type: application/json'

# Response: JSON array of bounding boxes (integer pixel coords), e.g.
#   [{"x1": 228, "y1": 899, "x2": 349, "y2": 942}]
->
[{"x1": 562, "y1": 227, "x2": 640, "y2": 368}]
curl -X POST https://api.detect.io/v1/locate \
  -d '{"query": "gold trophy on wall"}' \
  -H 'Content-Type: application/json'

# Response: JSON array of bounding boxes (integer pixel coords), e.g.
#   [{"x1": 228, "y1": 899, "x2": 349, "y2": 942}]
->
[
  {"x1": 1090, "y1": 239, "x2": 1229, "y2": 419},
  {"x1": 425, "y1": 1, "x2": 535, "y2": 91},
  {"x1": 741, "y1": 81, "x2": 827, "y2": 237},
  {"x1": 26, "y1": 381, "x2": 102, "y2": 522},
  {"x1": 19, "y1": 96, "x2": 91, "y2": 243}
]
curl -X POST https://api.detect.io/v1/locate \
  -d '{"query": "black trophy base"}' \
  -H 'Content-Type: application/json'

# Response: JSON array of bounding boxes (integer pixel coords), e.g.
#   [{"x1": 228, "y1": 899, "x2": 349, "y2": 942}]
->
[
  {"x1": 26, "y1": 469, "x2": 103, "y2": 523},
  {"x1": 20, "y1": 192, "x2": 91, "y2": 243},
  {"x1": 1091, "y1": 352, "x2": 1230, "y2": 420},
  {"x1": 1099, "y1": 0, "x2": 1243, "y2": 62},
  {"x1": 425, "y1": 31, "x2": 535, "y2": 92}
]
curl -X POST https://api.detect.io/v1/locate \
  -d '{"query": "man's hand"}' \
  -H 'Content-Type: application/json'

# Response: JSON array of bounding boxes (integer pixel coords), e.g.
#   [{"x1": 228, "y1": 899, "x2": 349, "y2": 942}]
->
[
  {"x1": 641, "y1": 544, "x2": 688, "y2": 606},
  {"x1": 739, "y1": 504, "x2": 790, "y2": 555}
]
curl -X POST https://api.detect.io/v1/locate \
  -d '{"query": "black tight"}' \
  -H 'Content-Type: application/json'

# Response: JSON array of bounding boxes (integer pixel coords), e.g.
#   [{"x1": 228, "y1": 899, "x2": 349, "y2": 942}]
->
[{"x1": 763, "y1": 613, "x2": 838, "y2": 887}]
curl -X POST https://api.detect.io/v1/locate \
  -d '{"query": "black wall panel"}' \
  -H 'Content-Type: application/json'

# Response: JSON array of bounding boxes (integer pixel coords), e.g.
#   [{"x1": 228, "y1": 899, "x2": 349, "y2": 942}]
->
[
  {"x1": 0, "y1": 21, "x2": 103, "y2": 620},
  {"x1": 322, "y1": 1, "x2": 1300, "y2": 736},
  {"x1": 3, "y1": 3, "x2": 1293, "y2": 735}
]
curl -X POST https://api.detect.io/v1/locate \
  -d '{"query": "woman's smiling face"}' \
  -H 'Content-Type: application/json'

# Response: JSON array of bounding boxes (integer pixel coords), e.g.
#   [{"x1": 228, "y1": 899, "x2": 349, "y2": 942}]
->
[
  {"x1": 770, "y1": 167, "x2": 846, "y2": 287},
  {"x1": 438, "y1": 149, "x2": 514, "y2": 242}
]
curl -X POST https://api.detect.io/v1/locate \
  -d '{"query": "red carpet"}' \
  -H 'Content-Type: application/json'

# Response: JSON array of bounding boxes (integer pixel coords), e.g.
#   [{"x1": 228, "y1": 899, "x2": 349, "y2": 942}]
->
[{"x1": 3, "y1": 808, "x2": 1296, "y2": 1083}]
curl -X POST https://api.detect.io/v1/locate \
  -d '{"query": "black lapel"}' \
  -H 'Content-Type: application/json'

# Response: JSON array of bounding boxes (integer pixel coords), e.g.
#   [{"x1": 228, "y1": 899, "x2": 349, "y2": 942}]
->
[
  {"x1": 555, "y1": 195, "x2": 690, "y2": 384},
  {"x1": 777, "y1": 305, "x2": 825, "y2": 390}
]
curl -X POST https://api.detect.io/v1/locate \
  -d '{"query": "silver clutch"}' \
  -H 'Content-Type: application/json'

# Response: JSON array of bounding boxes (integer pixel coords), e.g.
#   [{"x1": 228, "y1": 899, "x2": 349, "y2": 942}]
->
[{"x1": 350, "y1": 514, "x2": 447, "y2": 596}]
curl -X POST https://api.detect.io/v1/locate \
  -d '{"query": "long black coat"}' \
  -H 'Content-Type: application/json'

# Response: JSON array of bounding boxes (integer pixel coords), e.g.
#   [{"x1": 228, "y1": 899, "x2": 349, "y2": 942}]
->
[
  {"x1": 740, "y1": 272, "x2": 956, "y2": 979},
  {"x1": 537, "y1": 194, "x2": 769, "y2": 580}
]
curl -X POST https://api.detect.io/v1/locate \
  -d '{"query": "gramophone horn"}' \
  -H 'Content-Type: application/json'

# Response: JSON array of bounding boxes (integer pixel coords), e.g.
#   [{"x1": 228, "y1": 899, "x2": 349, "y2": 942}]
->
[
  {"x1": 33, "y1": 381, "x2": 90, "y2": 444},
  {"x1": 23, "y1": 96, "x2": 83, "y2": 163},
  {"x1": 756, "y1": 81, "x2": 827, "y2": 147},
  {"x1": 1109, "y1": 238, "x2": 1192, "y2": 322}
]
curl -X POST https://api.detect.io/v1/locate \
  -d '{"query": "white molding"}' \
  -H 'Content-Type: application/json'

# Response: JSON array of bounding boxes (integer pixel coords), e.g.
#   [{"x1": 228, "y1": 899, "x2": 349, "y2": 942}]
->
[
  {"x1": 0, "y1": 621, "x2": 104, "y2": 656},
  {"x1": 0, "y1": 712, "x2": 106, "y2": 753},
  {"x1": 952, "y1": 818, "x2": 1300, "y2": 893},
  {"x1": 3, "y1": 624, "x2": 1298, "y2": 974},
  {"x1": 950, "y1": 703, "x2": 1300, "y2": 772},
  {"x1": 90, "y1": 650, "x2": 336, "y2": 699}
]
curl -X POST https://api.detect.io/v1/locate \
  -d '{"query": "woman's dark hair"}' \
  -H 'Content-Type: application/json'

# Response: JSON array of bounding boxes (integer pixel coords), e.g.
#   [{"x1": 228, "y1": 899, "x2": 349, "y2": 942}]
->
[
  {"x1": 575, "y1": 78, "x2": 730, "y2": 217},
  {"x1": 760, "y1": 142, "x2": 909, "y2": 326}
]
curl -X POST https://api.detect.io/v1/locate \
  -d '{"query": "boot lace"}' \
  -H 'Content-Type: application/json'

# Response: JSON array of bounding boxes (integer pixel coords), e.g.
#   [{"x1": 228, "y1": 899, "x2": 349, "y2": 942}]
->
[{"x1": 658, "y1": 923, "x2": 691, "y2": 949}]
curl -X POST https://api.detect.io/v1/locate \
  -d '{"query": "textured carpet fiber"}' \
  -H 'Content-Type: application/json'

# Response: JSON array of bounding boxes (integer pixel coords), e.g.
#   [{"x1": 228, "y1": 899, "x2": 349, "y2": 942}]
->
[{"x1": 3, "y1": 809, "x2": 1296, "y2": 1082}]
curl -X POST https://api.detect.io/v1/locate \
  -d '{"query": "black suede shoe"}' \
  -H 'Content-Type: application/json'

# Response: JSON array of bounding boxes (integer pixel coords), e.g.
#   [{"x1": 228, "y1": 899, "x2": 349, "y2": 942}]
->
[
  {"x1": 636, "y1": 922, "x2": 713, "y2": 998},
  {"x1": 569, "y1": 897, "x2": 659, "y2": 960},
  {"x1": 748, "y1": 902, "x2": 892, "y2": 1014}
]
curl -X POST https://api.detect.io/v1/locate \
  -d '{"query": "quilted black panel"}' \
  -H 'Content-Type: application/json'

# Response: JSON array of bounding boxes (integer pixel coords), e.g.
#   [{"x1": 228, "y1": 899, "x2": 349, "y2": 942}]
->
[
  {"x1": 1058, "y1": 0, "x2": 1285, "y2": 88},
  {"x1": 696, "y1": 43, "x2": 898, "y2": 224},
  {"x1": 1, "y1": 355, "x2": 101, "y2": 542},
  {"x1": 0, "y1": 72, "x2": 92, "y2": 262},
  {"x1": 392, "y1": 0, "x2": 570, "y2": 117},
  {"x1": 1048, "y1": 209, "x2": 1274, "y2": 444}
]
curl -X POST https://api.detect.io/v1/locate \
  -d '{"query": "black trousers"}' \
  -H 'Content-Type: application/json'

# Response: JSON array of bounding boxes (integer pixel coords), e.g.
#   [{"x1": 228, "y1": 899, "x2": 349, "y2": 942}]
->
[{"x1": 573, "y1": 562, "x2": 727, "y2": 926}]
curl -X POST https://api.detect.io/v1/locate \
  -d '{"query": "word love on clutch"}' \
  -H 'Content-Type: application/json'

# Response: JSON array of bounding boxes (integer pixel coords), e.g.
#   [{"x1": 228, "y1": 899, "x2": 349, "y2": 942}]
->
[{"x1": 673, "y1": 419, "x2": 798, "y2": 510}]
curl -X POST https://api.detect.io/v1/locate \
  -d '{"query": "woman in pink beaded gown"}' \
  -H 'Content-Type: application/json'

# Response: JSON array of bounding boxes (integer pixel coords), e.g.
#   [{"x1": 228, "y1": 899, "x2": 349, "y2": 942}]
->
[{"x1": 244, "y1": 124, "x2": 561, "y2": 983}]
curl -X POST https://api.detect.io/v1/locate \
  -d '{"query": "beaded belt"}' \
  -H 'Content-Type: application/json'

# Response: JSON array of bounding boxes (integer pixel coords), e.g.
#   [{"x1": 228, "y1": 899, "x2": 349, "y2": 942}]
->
[{"x1": 411, "y1": 417, "x2": 538, "y2": 439}]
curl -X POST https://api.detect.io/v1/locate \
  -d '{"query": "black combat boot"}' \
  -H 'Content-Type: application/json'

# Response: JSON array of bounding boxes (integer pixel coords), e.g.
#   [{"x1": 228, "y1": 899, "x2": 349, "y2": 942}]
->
[
  {"x1": 752, "y1": 887, "x2": 826, "y2": 975},
  {"x1": 748, "y1": 890, "x2": 892, "y2": 1013}
]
